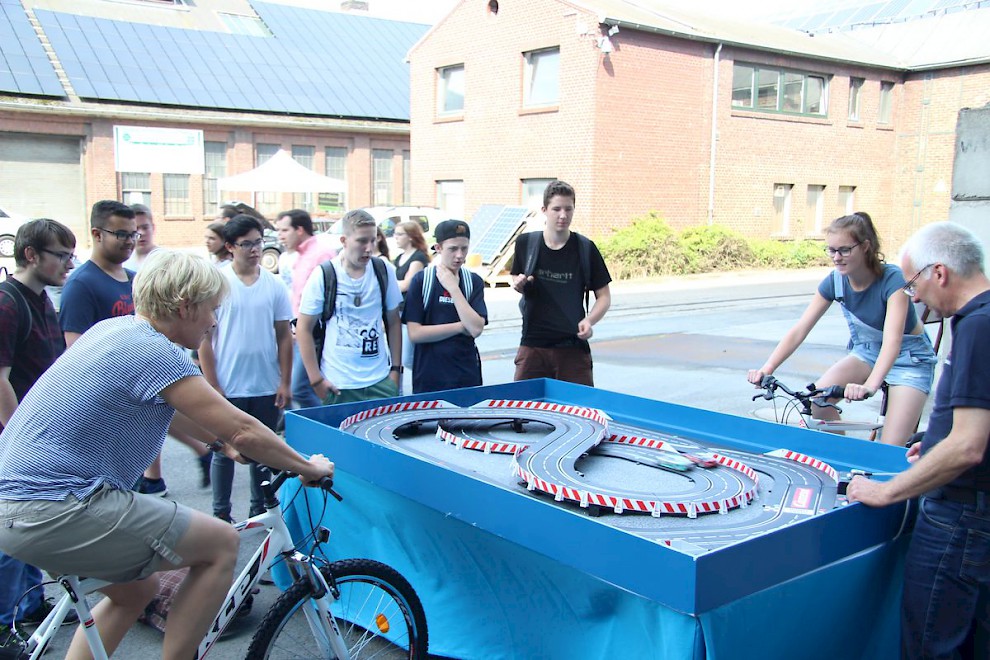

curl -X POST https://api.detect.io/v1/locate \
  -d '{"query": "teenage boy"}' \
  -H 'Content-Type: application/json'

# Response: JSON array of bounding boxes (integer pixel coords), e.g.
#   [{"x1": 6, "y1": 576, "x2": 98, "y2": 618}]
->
[
  {"x1": 122, "y1": 203, "x2": 159, "y2": 271},
  {"x1": 511, "y1": 180, "x2": 612, "y2": 386},
  {"x1": 198, "y1": 214, "x2": 293, "y2": 522},
  {"x1": 275, "y1": 209, "x2": 337, "y2": 408},
  {"x1": 296, "y1": 209, "x2": 402, "y2": 404},
  {"x1": 0, "y1": 219, "x2": 79, "y2": 636},
  {"x1": 402, "y1": 220, "x2": 487, "y2": 393},
  {"x1": 59, "y1": 200, "x2": 137, "y2": 348}
]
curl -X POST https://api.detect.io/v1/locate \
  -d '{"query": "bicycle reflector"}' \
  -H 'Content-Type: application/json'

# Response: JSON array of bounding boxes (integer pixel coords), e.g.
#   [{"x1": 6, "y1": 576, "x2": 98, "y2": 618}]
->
[{"x1": 375, "y1": 613, "x2": 390, "y2": 634}]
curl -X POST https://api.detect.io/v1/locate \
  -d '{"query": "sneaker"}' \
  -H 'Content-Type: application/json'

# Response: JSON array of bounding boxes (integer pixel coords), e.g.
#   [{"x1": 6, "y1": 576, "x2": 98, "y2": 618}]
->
[
  {"x1": 17, "y1": 597, "x2": 79, "y2": 626},
  {"x1": 215, "y1": 512, "x2": 236, "y2": 524},
  {"x1": 136, "y1": 477, "x2": 168, "y2": 497},
  {"x1": 0, "y1": 623, "x2": 27, "y2": 655},
  {"x1": 197, "y1": 453, "x2": 212, "y2": 488}
]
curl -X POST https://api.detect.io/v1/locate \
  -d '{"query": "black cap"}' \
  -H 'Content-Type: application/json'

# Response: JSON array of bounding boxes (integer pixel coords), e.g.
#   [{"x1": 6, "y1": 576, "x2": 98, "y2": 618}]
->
[{"x1": 434, "y1": 219, "x2": 470, "y2": 243}]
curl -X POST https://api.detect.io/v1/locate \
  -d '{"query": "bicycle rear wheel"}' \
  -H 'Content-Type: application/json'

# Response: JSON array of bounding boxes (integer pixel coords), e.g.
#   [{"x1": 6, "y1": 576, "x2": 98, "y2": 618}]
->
[{"x1": 246, "y1": 558, "x2": 428, "y2": 659}]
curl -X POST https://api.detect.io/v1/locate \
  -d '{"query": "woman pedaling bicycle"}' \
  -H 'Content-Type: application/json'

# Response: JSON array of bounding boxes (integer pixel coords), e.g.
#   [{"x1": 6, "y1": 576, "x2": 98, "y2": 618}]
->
[
  {"x1": 0, "y1": 250, "x2": 333, "y2": 660},
  {"x1": 747, "y1": 212, "x2": 936, "y2": 446}
]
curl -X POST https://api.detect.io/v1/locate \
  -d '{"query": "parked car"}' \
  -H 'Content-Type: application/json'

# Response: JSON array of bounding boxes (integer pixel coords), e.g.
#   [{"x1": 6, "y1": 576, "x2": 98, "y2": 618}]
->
[
  {"x1": 0, "y1": 205, "x2": 29, "y2": 258},
  {"x1": 261, "y1": 229, "x2": 282, "y2": 273},
  {"x1": 363, "y1": 206, "x2": 448, "y2": 238}
]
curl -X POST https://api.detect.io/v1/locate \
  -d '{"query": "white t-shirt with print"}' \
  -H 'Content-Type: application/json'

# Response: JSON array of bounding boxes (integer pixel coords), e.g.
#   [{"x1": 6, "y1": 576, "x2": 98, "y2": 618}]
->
[
  {"x1": 212, "y1": 264, "x2": 293, "y2": 397},
  {"x1": 299, "y1": 257, "x2": 401, "y2": 389}
]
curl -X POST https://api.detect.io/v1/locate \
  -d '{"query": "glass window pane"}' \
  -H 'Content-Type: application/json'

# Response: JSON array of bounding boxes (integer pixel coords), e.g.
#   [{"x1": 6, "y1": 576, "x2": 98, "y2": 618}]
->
[
  {"x1": 440, "y1": 65, "x2": 464, "y2": 113},
  {"x1": 436, "y1": 180, "x2": 464, "y2": 219},
  {"x1": 782, "y1": 72, "x2": 803, "y2": 112},
  {"x1": 121, "y1": 172, "x2": 151, "y2": 206},
  {"x1": 848, "y1": 78, "x2": 863, "y2": 120},
  {"x1": 203, "y1": 141, "x2": 227, "y2": 216},
  {"x1": 879, "y1": 81, "x2": 894, "y2": 124},
  {"x1": 526, "y1": 49, "x2": 559, "y2": 106},
  {"x1": 805, "y1": 76, "x2": 824, "y2": 114},
  {"x1": 731, "y1": 65, "x2": 754, "y2": 108},
  {"x1": 756, "y1": 70, "x2": 779, "y2": 110},
  {"x1": 164, "y1": 174, "x2": 191, "y2": 216},
  {"x1": 291, "y1": 145, "x2": 315, "y2": 210},
  {"x1": 372, "y1": 149, "x2": 393, "y2": 206},
  {"x1": 256, "y1": 144, "x2": 280, "y2": 217}
]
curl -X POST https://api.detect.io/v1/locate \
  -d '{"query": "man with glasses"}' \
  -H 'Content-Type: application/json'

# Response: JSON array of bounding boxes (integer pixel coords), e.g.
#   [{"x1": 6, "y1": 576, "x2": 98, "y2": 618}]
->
[
  {"x1": 198, "y1": 214, "x2": 292, "y2": 523},
  {"x1": 0, "y1": 219, "x2": 79, "y2": 638},
  {"x1": 59, "y1": 200, "x2": 138, "y2": 348},
  {"x1": 848, "y1": 222, "x2": 990, "y2": 659}
]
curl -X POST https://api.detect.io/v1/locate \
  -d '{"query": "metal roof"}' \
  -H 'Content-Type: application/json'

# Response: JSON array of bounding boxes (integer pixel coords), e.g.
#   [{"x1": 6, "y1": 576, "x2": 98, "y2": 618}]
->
[{"x1": 20, "y1": 1, "x2": 427, "y2": 119}]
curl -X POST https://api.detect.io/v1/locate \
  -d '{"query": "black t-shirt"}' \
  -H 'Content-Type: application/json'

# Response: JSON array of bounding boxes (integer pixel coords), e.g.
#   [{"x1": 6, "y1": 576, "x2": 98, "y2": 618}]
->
[
  {"x1": 511, "y1": 232, "x2": 611, "y2": 348},
  {"x1": 394, "y1": 250, "x2": 430, "y2": 291},
  {"x1": 921, "y1": 289, "x2": 990, "y2": 490}
]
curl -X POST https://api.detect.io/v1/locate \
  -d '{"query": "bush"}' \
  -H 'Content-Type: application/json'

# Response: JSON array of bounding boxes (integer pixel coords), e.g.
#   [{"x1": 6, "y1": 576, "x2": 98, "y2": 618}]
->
[
  {"x1": 679, "y1": 225, "x2": 753, "y2": 274},
  {"x1": 596, "y1": 212, "x2": 829, "y2": 280},
  {"x1": 598, "y1": 212, "x2": 688, "y2": 279}
]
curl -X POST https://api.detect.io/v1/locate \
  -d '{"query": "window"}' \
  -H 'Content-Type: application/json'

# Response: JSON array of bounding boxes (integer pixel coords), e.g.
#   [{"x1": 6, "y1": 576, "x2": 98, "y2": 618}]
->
[
  {"x1": 436, "y1": 180, "x2": 464, "y2": 219},
  {"x1": 732, "y1": 63, "x2": 828, "y2": 116},
  {"x1": 773, "y1": 183, "x2": 793, "y2": 236},
  {"x1": 437, "y1": 65, "x2": 464, "y2": 114},
  {"x1": 218, "y1": 13, "x2": 271, "y2": 37},
  {"x1": 320, "y1": 147, "x2": 347, "y2": 213},
  {"x1": 879, "y1": 81, "x2": 894, "y2": 124},
  {"x1": 807, "y1": 185, "x2": 825, "y2": 234},
  {"x1": 121, "y1": 172, "x2": 151, "y2": 206},
  {"x1": 848, "y1": 78, "x2": 863, "y2": 121},
  {"x1": 256, "y1": 143, "x2": 280, "y2": 217},
  {"x1": 203, "y1": 141, "x2": 227, "y2": 216},
  {"x1": 164, "y1": 174, "x2": 191, "y2": 216},
  {"x1": 523, "y1": 48, "x2": 559, "y2": 107},
  {"x1": 402, "y1": 150, "x2": 411, "y2": 204},
  {"x1": 291, "y1": 145, "x2": 315, "y2": 210},
  {"x1": 838, "y1": 186, "x2": 856, "y2": 215},
  {"x1": 521, "y1": 178, "x2": 554, "y2": 210},
  {"x1": 371, "y1": 149, "x2": 393, "y2": 206}
]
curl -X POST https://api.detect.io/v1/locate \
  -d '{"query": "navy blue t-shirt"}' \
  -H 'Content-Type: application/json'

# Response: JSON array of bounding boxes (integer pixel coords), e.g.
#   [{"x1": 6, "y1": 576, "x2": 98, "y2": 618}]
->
[
  {"x1": 921, "y1": 289, "x2": 990, "y2": 490},
  {"x1": 402, "y1": 268, "x2": 488, "y2": 394},
  {"x1": 59, "y1": 261, "x2": 135, "y2": 335}
]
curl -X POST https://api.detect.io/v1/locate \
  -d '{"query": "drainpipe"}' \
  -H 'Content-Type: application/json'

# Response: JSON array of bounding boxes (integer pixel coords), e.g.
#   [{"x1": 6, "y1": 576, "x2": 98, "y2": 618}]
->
[{"x1": 708, "y1": 42, "x2": 722, "y2": 226}]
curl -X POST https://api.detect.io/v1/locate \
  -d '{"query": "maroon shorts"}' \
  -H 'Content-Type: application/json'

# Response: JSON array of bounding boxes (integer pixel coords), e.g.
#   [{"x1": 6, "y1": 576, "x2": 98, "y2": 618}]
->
[{"x1": 513, "y1": 345, "x2": 593, "y2": 387}]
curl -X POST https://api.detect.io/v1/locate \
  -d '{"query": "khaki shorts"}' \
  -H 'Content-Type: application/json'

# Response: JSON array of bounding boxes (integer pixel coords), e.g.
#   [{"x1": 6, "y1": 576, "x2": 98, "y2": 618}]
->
[{"x1": 0, "y1": 485, "x2": 191, "y2": 583}]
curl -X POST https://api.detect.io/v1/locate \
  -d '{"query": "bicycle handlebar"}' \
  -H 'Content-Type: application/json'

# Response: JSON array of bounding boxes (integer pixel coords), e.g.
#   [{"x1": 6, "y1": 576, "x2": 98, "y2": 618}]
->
[
  {"x1": 754, "y1": 375, "x2": 844, "y2": 411},
  {"x1": 267, "y1": 469, "x2": 343, "y2": 502}
]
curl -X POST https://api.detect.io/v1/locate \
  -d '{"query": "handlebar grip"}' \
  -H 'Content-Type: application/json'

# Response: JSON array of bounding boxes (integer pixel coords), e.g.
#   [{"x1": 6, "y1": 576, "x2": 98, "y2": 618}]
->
[
  {"x1": 820, "y1": 385, "x2": 846, "y2": 400},
  {"x1": 319, "y1": 476, "x2": 343, "y2": 502}
]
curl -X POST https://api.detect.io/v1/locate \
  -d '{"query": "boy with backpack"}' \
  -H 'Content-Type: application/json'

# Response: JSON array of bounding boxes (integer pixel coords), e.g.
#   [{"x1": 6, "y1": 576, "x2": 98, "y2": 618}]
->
[
  {"x1": 402, "y1": 220, "x2": 487, "y2": 393},
  {"x1": 511, "y1": 180, "x2": 612, "y2": 386},
  {"x1": 296, "y1": 209, "x2": 403, "y2": 404}
]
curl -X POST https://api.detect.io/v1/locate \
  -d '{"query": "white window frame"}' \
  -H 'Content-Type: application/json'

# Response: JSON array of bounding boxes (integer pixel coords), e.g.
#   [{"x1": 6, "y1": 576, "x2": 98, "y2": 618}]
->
[
  {"x1": 523, "y1": 48, "x2": 560, "y2": 108},
  {"x1": 164, "y1": 174, "x2": 191, "y2": 216},
  {"x1": 848, "y1": 78, "x2": 863, "y2": 121},
  {"x1": 879, "y1": 81, "x2": 894, "y2": 124},
  {"x1": 437, "y1": 64, "x2": 464, "y2": 115}
]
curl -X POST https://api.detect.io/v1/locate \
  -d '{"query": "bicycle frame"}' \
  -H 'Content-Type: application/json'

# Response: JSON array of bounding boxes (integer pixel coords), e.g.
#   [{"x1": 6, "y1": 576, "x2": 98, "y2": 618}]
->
[{"x1": 21, "y1": 481, "x2": 349, "y2": 660}]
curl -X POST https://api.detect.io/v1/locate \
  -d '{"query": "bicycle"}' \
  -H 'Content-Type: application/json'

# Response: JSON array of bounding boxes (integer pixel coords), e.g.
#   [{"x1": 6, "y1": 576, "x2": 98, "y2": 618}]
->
[
  {"x1": 753, "y1": 375, "x2": 888, "y2": 440},
  {"x1": 2, "y1": 470, "x2": 428, "y2": 660}
]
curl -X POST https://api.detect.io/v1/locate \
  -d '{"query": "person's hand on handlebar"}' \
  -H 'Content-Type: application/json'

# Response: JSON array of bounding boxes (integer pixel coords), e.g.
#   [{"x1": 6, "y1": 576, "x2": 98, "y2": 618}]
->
[
  {"x1": 843, "y1": 383, "x2": 876, "y2": 401},
  {"x1": 747, "y1": 369, "x2": 769, "y2": 385},
  {"x1": 300, "y1": 453, "x2": 334, "y2": 487}
]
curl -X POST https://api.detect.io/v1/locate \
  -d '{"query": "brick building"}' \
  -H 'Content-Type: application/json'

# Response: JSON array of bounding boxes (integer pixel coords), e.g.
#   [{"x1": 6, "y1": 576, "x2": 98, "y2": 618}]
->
[
  {"x1": 0, "y1": 0, "x2": 427, "y2": 248},
  {"x1": 408, "y1": 0, "x2": 990, "y2": 246}
]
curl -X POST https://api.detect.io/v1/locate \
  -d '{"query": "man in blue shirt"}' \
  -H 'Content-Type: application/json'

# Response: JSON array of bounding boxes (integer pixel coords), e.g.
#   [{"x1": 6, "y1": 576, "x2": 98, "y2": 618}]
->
[
  {"x1": 403, "y1": 220, "x2": 487, "y2": 393},
  {"x1": 848, "y1": 222, "x2": 990, "y2": 659},
  {"x1": 59, "y1": 200, "x2": 137, "y2": 348}
]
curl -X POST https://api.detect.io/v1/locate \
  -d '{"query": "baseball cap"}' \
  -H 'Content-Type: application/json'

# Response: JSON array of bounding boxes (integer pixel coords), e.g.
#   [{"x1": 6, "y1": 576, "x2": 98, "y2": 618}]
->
[{"x1": 434, "y1": 219, "x2": 470, "y2": 243}]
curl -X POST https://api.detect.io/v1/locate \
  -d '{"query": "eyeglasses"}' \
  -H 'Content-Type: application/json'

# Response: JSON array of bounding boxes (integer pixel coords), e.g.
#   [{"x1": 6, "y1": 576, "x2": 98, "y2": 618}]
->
[
  {"x1": 39, "y1": 248, "x2": 76, "y2": 264},
  {"x1": 233, "y1": 238, "x2": 264, "y2": 250},
  {"x1": 98, "y1": 228, "x2": 141, "y2": 242},
  {"x1": 824, "y1": 242, "x2": 862, "y2": 258},
  {"x1": 902, "y1": 263, "x2": 936, "y2": 297}
]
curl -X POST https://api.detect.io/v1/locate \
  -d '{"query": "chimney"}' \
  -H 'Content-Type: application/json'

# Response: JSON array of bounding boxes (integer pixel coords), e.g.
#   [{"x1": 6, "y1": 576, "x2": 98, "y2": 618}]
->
[{"x1": 340, "y1": 1, "x2": 369, "y2": 11}]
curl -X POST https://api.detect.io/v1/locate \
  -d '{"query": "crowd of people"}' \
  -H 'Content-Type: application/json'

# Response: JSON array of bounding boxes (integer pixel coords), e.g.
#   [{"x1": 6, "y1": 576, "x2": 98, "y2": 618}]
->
[{"x1": 0, "y1": 178, "x2": 987, "y2": 658}]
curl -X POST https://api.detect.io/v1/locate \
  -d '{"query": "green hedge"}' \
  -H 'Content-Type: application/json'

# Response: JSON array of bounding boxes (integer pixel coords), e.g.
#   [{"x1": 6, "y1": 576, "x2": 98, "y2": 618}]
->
[{"x1": 597, "y1": 214, "x2": 829, "y2": 280}]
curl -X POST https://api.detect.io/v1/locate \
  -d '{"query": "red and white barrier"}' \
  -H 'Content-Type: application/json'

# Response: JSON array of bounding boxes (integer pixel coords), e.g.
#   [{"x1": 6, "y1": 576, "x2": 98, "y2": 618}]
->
[
  {"x1": 765, "y1": 449, "x2": 838, "y2": 483},
  {"x1": 339, "y1": 399, "x2": 453, "y2": 431},
  {"x1": 435, "y1": 426, "x2": 523, "y2": 455}
]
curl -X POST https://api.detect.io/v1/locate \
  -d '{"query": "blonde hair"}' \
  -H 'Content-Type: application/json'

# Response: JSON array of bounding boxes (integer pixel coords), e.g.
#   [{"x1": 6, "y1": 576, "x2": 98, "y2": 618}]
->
[{"x1": 133, "y1": 250, "x2": 229, "y2": 320}]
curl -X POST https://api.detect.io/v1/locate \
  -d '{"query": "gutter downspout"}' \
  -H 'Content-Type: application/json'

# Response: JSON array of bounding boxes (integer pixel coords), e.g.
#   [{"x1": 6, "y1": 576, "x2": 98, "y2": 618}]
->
[{"x1": 708, "y1": 42, "x2": 722, "y2": 225}]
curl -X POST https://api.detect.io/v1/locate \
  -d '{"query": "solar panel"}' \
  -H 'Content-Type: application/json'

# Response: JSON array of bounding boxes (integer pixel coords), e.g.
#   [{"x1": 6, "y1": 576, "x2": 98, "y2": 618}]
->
[
  {"x1": 472, "y1": 207, "x2": 529, "y2": 265},
  {"x1": 0, "y1": 0, "x2": 64, "y2": 97},
  {"x1": 467, "y1": 205, "x2": 506, "y2": 242}
]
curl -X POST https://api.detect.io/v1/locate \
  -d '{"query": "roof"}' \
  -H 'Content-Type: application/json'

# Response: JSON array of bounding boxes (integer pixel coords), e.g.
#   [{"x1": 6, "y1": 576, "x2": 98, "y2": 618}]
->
[
  {"x1": 0, "y1": 0, "x2": 63, "y2": 97},
  {"x1": 3, "y1": 0, "x2": 428, "y2": 120}
]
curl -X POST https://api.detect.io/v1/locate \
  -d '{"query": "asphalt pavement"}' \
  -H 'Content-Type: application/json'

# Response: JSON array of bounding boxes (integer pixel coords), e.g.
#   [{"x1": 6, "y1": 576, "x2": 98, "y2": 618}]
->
[{"x1": 31, "y1": 265, "x2": 934, "y2": 658}]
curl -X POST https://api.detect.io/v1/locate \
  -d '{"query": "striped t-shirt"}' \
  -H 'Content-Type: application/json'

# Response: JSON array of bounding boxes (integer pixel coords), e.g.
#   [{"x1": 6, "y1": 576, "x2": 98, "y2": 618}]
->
[{"x1": 0, "y1": 316, "x2": 201, "y2": 501}]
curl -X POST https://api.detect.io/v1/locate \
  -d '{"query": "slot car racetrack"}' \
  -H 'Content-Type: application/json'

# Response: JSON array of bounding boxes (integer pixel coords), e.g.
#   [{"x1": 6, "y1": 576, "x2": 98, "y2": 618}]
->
[{"x1": 338, "y1": 400, "x2": 840, "y2": 554}]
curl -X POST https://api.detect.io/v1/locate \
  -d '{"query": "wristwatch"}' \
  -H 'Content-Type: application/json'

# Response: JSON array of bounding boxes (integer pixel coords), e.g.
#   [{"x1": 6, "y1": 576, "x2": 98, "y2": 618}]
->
[{"x1": 390, "y1": 365, "x2": 404, "y2": 374}]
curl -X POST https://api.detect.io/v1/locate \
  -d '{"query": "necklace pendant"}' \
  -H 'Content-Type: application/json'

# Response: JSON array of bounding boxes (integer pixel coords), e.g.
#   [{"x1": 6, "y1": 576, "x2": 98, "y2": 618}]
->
[{"x1": 354, "y1": 294, "x2": 362, "y2": 307}]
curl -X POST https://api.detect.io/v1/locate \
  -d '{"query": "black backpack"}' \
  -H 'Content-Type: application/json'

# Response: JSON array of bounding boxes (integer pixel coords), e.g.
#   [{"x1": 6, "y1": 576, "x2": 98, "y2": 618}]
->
[
  {"x1": 518, "y1": 231, "x2": 593, "y2": 313},
  {"x1": 0, "y1": 279, "x2": 32, "y2": 348},
  {"x1": 312, "y1": 257, "x2": 390, "y2": 360}
]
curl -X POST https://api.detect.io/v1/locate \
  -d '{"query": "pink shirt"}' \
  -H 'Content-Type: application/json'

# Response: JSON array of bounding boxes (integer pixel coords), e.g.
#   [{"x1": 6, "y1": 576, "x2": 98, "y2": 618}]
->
[{"x1": 290, "y1": 234, "x2": 338, "y2": 316}]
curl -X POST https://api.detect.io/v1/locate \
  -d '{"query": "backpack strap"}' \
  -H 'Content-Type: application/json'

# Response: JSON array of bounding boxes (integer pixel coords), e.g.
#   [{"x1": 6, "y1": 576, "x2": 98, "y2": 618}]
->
[
  {"x1": 320, "y1": 261, "x2": 337, "y2": 323},
  {"x1": 370, "y1": 256, "x2": 390, "y2": 330},
  {"x1": 0, "y1": 280, "x2": 32, "y2": 347},
  {"x1": 421, "y1": 265, "x2": 475, "y2": 312},
  {"x1": 522, "y1": 232, "x2": 541, "y2": 277},
  {"x1": 575, "y1": 232, "x2": 592, "y2": 313}
]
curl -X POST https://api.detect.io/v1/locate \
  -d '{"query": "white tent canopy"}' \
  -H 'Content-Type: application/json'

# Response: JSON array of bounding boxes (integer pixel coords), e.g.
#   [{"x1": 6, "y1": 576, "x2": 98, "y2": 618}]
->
[{"x1": 217, "y1": 149, "x2": 346, "y2": 193}]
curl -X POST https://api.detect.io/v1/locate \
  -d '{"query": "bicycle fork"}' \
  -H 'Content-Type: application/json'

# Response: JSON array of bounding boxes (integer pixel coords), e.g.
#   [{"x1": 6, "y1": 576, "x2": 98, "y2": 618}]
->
[{"x1": 285, "y1": 553, "x2": 350, "y2": 660}]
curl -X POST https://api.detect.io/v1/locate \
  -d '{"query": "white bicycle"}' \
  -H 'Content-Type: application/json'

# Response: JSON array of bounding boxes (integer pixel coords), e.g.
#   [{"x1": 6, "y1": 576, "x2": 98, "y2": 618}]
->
[
  {"x1": 1, "y1": 471, "x2": 428, "y2": 659},
  {"x1": 753, "y1": 375, "x2": 888, "y2": 440}
]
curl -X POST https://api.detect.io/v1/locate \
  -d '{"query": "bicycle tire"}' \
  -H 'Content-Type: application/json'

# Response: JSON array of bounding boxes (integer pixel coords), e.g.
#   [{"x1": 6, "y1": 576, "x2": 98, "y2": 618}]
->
[{"x1": 246, "y1": 558, "x2": 428, "y2": 660}]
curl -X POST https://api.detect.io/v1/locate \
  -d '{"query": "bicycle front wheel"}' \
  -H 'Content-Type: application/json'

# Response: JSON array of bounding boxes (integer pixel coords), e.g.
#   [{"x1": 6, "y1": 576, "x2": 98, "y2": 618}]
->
[{"x1": 246, "y1": 558, "x2": 429, "y2": 660}]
